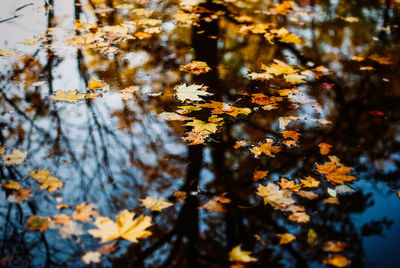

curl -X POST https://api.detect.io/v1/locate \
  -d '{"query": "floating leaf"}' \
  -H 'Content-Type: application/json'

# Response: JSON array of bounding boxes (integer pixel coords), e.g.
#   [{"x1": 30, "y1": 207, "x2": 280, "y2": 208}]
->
[
  {"x1": 82, "y1": 251, "x2": 101, "y2": 264},
  {"x1": 174, "y1": 83, "x2": 212, "y2": 102},
  {"x1": 323, "y1": 254, "x2": 351, "y2": 267},
  {"x1": 251, "y1": 139, "x2": 281, "y2": 158},
  {"x1": 140, "y1": 196, "x2": 174, "y2": 212},
  {"x1": 26, "y1": 216, "x2": 51, "y2": 232},
  {"x1": 316, "y1": 160, "x2": 357, "y2": 184},
  {"x1": 179, "y1": 61, "x2": 211, "y2": 75},
  {"x1": 30, "y1": 170, "x2": 63, "y2": 192},
  {"x1": 319, "y1": 143, "x2": 332, "y2": 155},
  {"x1": 182, "y1": 132, "x2": 205, "y2": 145},
  {"x1": 2, "y1": 149, "x2": 27, "y2": 165},
  {"x1": 88, "y1": 210, "x2": 152, "y2": 243},
  {"x1": 2, "y1": 180, "x2": 21, "y2": 190},
  {"x1": 323, "y1": 241, "x2": 346, "y2": 252},
  {"x1": 52, "y1": 90, "x2": 85, "y2": 103},
  {"x1": 72, "y1": 202, "x2": 101, "y2": 222},
  {"x1": 228, "y1": 245, "x2": 258, "y2": 263},
  {"x1": 253, "y1": 170, "x2": 268, "y2": 181},
  {"x1": 277, "y1": 233, "x2": 295, "y2": 244},
  {"x1": 300, "y1": 176, "x2": 320, "y2": 188},
  {"x1": 200, "y1": 101, "x2": 251, "y2": 117}
]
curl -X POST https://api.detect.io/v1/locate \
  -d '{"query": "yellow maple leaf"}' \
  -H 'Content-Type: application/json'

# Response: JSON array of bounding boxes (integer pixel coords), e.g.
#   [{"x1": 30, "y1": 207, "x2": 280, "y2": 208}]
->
[
  {"x1": 26, "y1": 216, "x2": 51, "y2": 232},
  {"x1": 30, "y1": 169, "x2": 63, "y2": 192},
  {"x1": 72, "y1": 203, "x2": 101, "y2": 222},
  {"x1": 87, "y1": 78, "x2": 110, "y2": 91},
  {"x1": 284, "y1": 74, "x2": 307, "y2": 84},
  {"x1": 185, "y1": 116, "x2": 223, "y2": 137},
  {"x1": 2, "y1": 149, "x2": 27, "y2": 165},
  {"x1": 52, "y1": 90, "x2": 85, "y2": 103},
  {"x1": 262, "y1": 59, "x2": 298, "y2": 76},
  {"x1": 277, "y1": 233, "x2": 296, "y2": 244},
  {"x1": 174, "y1": 83, "x2": 212, "y2": 102},
  {"x1": 82, "y1": 251, "x2": 101, "y2": 264},
  {"x1": 88, "y1": 210, "x2": 152, "y2": 243},
  {"x1": 256, "y1": 183, "x2": 295, "y2": 208},
  {"x1": 182, "y1": 131, "x2": 205, "y2": 145},
  {"x1": 140, "y1": 196, "x2": 174, "y2": 212},
  {"x1": 228, "y1": 245, "x2": 258, "y2": 263},
  {"x1": 300, "y1": 176, "x2": 320, "y2": 188}
]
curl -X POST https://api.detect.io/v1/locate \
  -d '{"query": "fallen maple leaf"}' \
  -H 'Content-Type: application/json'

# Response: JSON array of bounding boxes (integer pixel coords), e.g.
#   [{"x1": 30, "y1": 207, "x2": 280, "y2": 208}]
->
[
  {"x1": 2, "y1": 180, "x2": 21, "y2": 190},
  {"x1": 300, "y1": 176, "x2": 320, "y2": 188},
  {"x1": 159, "y1": 112, "x2": 190, "y2": 121},
  {"x1": 316, "y1": 161, "x2": 357, "y2": 184},
  {"x1": 323, "y1": 241, "x2": 346, "y2": 252},
  {"x1": 174, "y1": 83, "x2": 212, "y2": 102},
  {"x1": 277, "y1": 233, "x2": 296, "y2": 244},
  {"x1": 72, "y1": 203, "x2": 101, "y2": 222},
  {"x1": 82, "y1": 251, "x2": 101, "y2": 264},
  {"x1": 288, "y1": 211, "x2": 310, "y2": 223},
  {"x1": 251, "y1": 139, "x2": 281, "y2": 158},
  {"x1": 88, "y1": 210, "x2": 152, "y2": 243},
  {"x1": 228, "y1": 245, "x2": 258, "y2": 263},
  {"x1": 58, "y1": 220, "x2": 84, "y2": 238},
  {"x1": 185, "y1": 116, "x2": 223, "y2": 137},
  {"x1": 323, "y1": 254, "x2": 351, "y2": 267},
  {"x1": 2, "y1": 149, "x2": 27, "y2": 165},
  {"x1": 319, "y1": 142, "x2": 332, "y2": 155},
  {"x1": 256, "y1": 183, "x2": 295, "y2": 208},
  {"x1": 179, "y1": 61, "x2": 211, "y2": 75},
  {"x1": 234, "y1": 140, "x2": 247, "y2": 149},
  {"x1": 140, "y1": 196, "x2": 174, "y2": 212},
  {"x1": 7, "y1": 188, "x2": 33, "y2": 203},
  {"x1": 200, "y1": 101, "x2": 251, "y2": 117},
  {"x1": 253, "y1": 170, "x2": 268, "y2": 181},
  {"x1": 182, "y1": 132, "x2": 205, "y2": 145},
  {"x1": 30, "y1": 170, "x2": 63, "y2": 192},
  {"x1": 281, "y1": 130, "x2": 300, "y2": 141},
  {"x1": 52, "y1": 90, "x2": 85, "y2": 103},
  {"x1": 26, "y1": 216, "x2": 51, "y2": 232}
]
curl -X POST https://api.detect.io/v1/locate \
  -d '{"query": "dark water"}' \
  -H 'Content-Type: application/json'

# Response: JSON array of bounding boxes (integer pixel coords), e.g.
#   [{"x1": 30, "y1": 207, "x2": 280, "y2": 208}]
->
[{"x1": 0, "y1": 0, "x2": 400, "y2": 267}]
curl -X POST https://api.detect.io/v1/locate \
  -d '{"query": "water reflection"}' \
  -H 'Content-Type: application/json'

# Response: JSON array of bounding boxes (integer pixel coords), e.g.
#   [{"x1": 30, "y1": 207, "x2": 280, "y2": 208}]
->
[{"x1": 0, "y1": 0, "x2": 399, "y2": 267}]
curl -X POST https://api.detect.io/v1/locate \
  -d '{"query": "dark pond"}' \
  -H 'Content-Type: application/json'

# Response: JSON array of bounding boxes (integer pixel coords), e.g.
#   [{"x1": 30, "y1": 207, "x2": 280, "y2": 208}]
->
[{"x1": 0, "y1": 0, "x2": 400, "y2": 267}]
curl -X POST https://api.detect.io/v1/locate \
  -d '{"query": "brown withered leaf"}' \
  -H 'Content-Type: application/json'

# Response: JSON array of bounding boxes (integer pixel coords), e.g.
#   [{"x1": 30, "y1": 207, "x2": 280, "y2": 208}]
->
[
  {"x1": 234, "y1": 140, "x2": 247, "y2": 149},
  {"x1": 281, "y1": 130, "x2": 300, "y2": 141}
]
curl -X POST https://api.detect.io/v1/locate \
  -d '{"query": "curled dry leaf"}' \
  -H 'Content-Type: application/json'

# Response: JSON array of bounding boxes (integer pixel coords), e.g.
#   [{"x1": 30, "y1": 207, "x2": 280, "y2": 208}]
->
[{"x1": 228, "y1": 244, "x2": 258, "y2": 263}]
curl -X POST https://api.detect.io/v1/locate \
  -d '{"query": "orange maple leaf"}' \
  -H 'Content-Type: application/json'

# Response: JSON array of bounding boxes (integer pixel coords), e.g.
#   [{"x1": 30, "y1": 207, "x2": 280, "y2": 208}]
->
[{"x1": 316, "y1": 161, "x2": 357, "y2": 184}]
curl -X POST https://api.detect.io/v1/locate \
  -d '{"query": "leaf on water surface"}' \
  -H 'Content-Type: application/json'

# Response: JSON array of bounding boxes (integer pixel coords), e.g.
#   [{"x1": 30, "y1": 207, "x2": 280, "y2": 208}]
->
[
  {"x1": 82, "y1": 251, "x2": 101, "y2": 264},
  {"x1": 179, "y1": 61, "x2": 211, "y2": 75},
  {"x1": 319, "y1": 142, "x2": 332, "y2": 155},
  {"x1": 323, "y1": 241, "x2": 346, "y2": 252},
  {"x1": 2, "y1": 180, "x2": 21, "y2": 190},
  {"x1": 185, "y1": 115, "x2": 223, "y2": 138},
  {"x1": 88, "y1": 210, "x2": 152, "y2": 243},
  {"x1": 251, "y1": 139, "x2": 281, "y2": 158},
  {"x1": 228, "y1": 245, "x2": 258, "y2": 263},
  {"x1": 8, "y1": 189, "x2": 33, "y2": 203},
  {"x1": 51, "y1": 90, "x2": 85, "y2": 103},
  {"x1": 182, "y1": 131, "x2": 205, "y2": 145},
  {"x1": 173, "y1": 191, "x2": 187, "y2": 203},
  {"x1": 307, "y1": 229, "x2": 318, "y2": 248},
  {"x1": 256, "y1": 183, "x2": 295, "y2": 208},
  {"x1": 2, "y1": 149, "x2": 27, "y2": 165},
  {"x1": 300, "y1": 176, "x2": 320, "y2": 188},
  {"x1": 368, "y1": 54, "x2": 393, "y2": 64},
  {"x1": 58, "y1": 220, "x2": 84, "y2": 238},
  {"x1": 323, "y1": 254, "x2": 351, "y2": 267},
  {"x1": 174, "y1": 83, "x2": 212, "y2": 102},
  {"x1": 277, "y1": 233, "x2": 296, "y2": 244},
  {"x1": 159, "y1": 112, "x2": 191, "y2": 121},
  {"x1": 72, "y1": 202, "x2": 101, "y2": 222},
  {"x1": 234, "y1": 140, "x2": 247, "y2": 149},
  {"x1": 278, "y1": 178, "x2": 301, "y2": 191},
  {"x1": 200, "y1": 101, "x2": 251, "y2": 117},
  {"x1": 26, "y1": 216, "x2": 51, "y2": 232},
  {"x1": 53, "y1": 214, "x2": 71, "y2": 224},
  {"x1": 316, "y1": 160, "x2": 357, "y2": 184},
  {"x1": 199, "y1": 194, "x2": 230, "y2": 213},
  {"x1": 30, "y1": 169, "x2": 63, "y2": 192},
  {"x1": 87, "y1": 78, "x2": 110, "y2": 91},
  {"x1": 140, "y1": 196, "x2": 174, "y2": 212},
  {"x1": 253, "y1": 170, "x2": 268, "y2": 181}
]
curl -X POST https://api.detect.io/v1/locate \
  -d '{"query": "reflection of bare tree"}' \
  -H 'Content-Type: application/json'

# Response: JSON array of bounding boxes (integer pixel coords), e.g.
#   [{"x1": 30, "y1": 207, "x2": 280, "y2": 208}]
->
[{"x1": 1, "y1": 0, "x2": 400, "y2": 267}]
